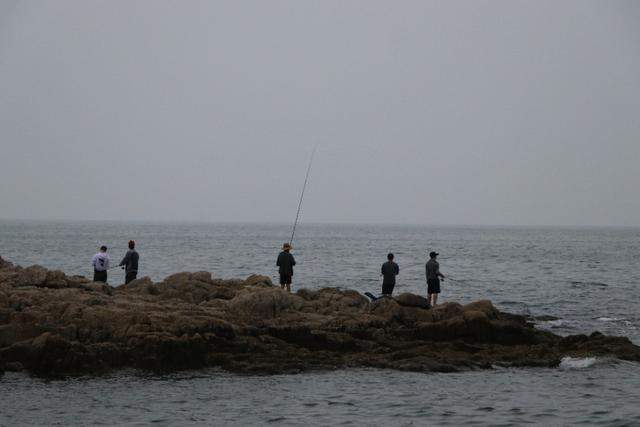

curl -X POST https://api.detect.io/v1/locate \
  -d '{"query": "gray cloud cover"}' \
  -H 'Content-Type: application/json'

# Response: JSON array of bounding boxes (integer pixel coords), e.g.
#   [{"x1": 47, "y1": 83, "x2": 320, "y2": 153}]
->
[{"x1": 1, "y1": 0, "x2": 639, "y2": 226}]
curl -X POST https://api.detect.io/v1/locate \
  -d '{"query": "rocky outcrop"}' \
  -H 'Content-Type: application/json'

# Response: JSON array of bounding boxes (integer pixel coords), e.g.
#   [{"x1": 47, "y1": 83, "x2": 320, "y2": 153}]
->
[{"x1": 0, "y1": 256, "x2": 638, "y2": 376}]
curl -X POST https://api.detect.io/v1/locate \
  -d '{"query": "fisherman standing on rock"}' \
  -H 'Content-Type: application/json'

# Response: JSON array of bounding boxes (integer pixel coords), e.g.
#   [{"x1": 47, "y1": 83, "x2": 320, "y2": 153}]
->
[
  {"x1": 381, "y1": 253, "x2": 399, "y2": 296},
  {"x1": 119, "y1": 240, "x2": 139, "y2": 284},
  {"x1": 426, "y1": 251, "x2": 445, "y2": 306},
  {"x1": 277, "y1": 243, "x2": 296, "y2": 292},
  {"x1": 91, "y1": 245, "x2": 110, "y2": 283}
]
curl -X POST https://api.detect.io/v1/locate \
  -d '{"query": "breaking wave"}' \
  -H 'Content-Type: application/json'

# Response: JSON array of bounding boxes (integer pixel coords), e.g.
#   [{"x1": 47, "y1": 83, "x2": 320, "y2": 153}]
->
[{"x1": 559, "y1": 357, "x2": 598, "y2": 369}]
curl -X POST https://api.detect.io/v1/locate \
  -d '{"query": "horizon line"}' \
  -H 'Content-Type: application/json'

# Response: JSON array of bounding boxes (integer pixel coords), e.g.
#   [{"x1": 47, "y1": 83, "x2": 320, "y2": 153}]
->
[{"x1": 0, "y1": 217, "x2": 639, "y2": 229}]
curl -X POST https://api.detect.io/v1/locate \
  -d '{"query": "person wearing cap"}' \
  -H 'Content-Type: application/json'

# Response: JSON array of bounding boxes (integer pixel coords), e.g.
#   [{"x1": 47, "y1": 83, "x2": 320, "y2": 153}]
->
[
  {"x1": 380, "y1": 253, "x2": 399, "y2": 296},
  {"x1": 276, "y1": 243, "x2": 296, "y2": 292},
  {"x1": 426, "y1": 251, "x2": 445, "y2": 306},
  {"x1": 92, "y1": 245, "x2": 110, "y2": 283},
  {"x1": 119, "y1": 240, "x2": 140, "y2": 284}
]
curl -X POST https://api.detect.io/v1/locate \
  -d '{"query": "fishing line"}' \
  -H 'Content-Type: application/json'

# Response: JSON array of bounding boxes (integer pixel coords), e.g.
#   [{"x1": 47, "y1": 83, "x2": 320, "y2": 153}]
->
[{"x1": 289, "y1": 145, "x2": 317, "y2": 246}]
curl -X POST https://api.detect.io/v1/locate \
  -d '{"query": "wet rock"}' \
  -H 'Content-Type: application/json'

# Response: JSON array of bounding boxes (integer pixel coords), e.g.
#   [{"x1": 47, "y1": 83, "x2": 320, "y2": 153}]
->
[
  {"x1": 4, "y1": 361, "x2": 23, "y2": 372},
  {"x1": 0, "y1": 324, "x2": 17, "y2": 347},
  {"x1": 0, "y1": 308, "x2": 11, "y2": 324}
]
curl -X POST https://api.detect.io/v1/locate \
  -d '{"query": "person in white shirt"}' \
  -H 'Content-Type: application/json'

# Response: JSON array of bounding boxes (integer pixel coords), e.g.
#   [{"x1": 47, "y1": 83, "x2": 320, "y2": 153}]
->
[{"x1": 92, "y1": 245, "x2": 110, "y2": 283}]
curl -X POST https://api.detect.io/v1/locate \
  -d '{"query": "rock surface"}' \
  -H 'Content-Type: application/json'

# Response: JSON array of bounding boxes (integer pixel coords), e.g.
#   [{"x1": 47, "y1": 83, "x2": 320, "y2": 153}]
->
[{"x1": 0, "y1": 256, "x2": 639, "y2": 376}]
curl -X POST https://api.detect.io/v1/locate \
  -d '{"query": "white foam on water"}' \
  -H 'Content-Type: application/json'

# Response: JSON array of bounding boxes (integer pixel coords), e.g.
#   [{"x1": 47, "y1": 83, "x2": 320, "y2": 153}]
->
[
  {"x1": 559, "y1": 357, "x2": 598, "y2": 369},
  {"x1": 596, "y1": 317, "x2": 623, "y2": 322},
  {"x1": 541, "y1": 319, "x2": 566, "y2": 328}
]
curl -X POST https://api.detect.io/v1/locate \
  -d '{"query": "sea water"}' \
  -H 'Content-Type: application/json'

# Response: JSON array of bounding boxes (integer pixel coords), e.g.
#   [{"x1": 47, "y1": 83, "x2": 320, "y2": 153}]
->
[{"x1": 1, "y1": 221, "x2": 639, "y2": 425}]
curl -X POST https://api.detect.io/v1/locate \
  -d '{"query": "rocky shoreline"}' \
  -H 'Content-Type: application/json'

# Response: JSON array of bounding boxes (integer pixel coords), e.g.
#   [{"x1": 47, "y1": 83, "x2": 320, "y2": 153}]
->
[{"x1": 1, "y1": 256, "x2": 639, "y2": 376}]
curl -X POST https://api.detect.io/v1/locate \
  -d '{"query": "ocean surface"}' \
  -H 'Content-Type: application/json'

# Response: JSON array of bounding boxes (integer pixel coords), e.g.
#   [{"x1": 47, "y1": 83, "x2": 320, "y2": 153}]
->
[{"x1": 1, "y1": 221, "x2": 640, "y2": 425}]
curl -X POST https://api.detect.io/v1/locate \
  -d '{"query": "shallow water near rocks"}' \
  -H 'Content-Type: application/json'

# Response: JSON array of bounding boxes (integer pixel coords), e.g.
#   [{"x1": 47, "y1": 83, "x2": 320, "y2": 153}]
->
[{"x1": 1, "y1": 221, "x2": 640, "y2": 424}]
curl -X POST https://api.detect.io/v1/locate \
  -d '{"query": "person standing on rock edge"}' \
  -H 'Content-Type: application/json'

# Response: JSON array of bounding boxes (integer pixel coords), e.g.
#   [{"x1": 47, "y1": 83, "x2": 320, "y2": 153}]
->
[
  {"x1": 92, "y1": 245, "x2": 110, "y2": 283},
  {"x1": 119, "y1": 240, "x2": 139, "y2": 284},
  {"x1": 277, "y1": 243, "x2": 296, "y2": 292},
  {"x1": 381, "y1": 253, "x2": 399, "y2": 296},
  {"x1": 426, "y1": 251, "x2": 445, "y2": 306}
]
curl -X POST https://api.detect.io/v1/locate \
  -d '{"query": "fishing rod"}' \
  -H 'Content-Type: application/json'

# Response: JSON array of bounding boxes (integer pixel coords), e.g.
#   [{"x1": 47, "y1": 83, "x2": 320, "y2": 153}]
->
[
  {"x1": 396, "y1": 259, "x2": 466, "y2": 280},
  {"x1": 289, "y1": 145, "x2": 317, "y2": 246},
  {"x1": 389, "y1": 261, "x2": 466, "y2": 284}
]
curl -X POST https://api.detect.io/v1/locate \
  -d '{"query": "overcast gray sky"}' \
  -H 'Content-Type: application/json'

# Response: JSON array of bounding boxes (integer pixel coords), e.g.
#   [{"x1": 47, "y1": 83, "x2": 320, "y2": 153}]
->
[{"x1": 1, "y1": 0, "x2": 639, "y2": 226}]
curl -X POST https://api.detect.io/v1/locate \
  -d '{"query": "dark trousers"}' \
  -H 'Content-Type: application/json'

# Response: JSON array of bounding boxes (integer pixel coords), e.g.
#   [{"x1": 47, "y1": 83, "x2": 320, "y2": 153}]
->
[
  {"x1": 382, "y1": 282, "x2": 395, "y2": 295},
  {"x1": 125, "y1": 271, "x2": 138, "y2": 284},
  {"x1": 427, "y1": 278, "x2": 441, "y2": 294},
  {"x1": 279, "y1": 274, "x2": 292, "y2": 285},
  {"x1": 93, "y1": 270, "x2": 107, "y2": 283}
]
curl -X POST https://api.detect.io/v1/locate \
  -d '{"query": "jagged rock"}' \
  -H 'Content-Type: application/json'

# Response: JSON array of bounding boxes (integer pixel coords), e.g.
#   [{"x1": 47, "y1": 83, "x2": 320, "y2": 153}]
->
[
  {"x1": 395, "y1": 293, "x2": 430, "y2": 309},
  {"x1": 398, "y1": 306, "x2": 435, "y2": 324},
  {"x1": 44, "y1": 270, "x2": 68, "y2": 288},
  {"x1": 192, "y1": 271, "x2": 214, "y2": 284},
  {"x1": 431, "y1": 302, "x2": 464, "y2": 321},
  {"x1": 368, "y1": 296, "x2": 402, "y2": 322},
  {"x1": 463, "y1": 300, "x2": 499, "y2": 319},
  {"x1": 296, "y1": 288, "x2": 317, "y2": 300},
  {"x1": 0, "y1": 272, "x2": 18, "y2": 288},
  {"x1": 229, "y1": 288, "x2": 293, "y2": 320},
  {"x1": 244, "y1": 274, "x2": 273, "y2": 287},
  {"x1": 75, "y1": 282, "x2": 114, "y2": 295},
  {"x1": 4, "y1": 361, "x2": 22, "y2": 372},
  {"x1": 162, "y1": 272, "x2": 192, "y2": 286},
  {"x1": 121, "y1": 276, "x2": 155, "y2": 293},
  {"x1": 0, "y1": 257, "x2": 638, "y2": 376},
  {"x1": 207, "y1": 285, "x2": 236, "y2": 300},
  {"x1": 288, "y1": 288, "x2": 367, "y2": 316},
  {"x1": 15, "y1": 265, "x2": 48, "y2": 287},
  {"x1": 65, "y1": 275, "x2": 90, "y2": 287},
  {"x1": 0, "y1": 257, "x2": 14, "y2": 270}
]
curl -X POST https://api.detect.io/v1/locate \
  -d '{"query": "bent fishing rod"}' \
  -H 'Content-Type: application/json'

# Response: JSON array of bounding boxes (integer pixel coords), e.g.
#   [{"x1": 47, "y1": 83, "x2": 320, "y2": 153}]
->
[{"x1": 289, "y1": 145, "x2": 317, "y2": 246}]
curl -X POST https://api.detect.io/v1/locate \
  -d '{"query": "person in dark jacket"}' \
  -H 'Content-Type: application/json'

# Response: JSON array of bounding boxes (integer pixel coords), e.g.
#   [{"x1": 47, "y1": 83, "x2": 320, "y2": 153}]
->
[
  {"x1": 276, "y1": 243, "x2": 296, "y2": 292},
  {"x1": 119, "y1": 240, "x2": 139, "y2": 284},
  {"x1": 381, "y1": 253, "x2": 399, "y2": 295},
  {"x1": 426, "y1": 251, "x2": 445, "y2": 306}
]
